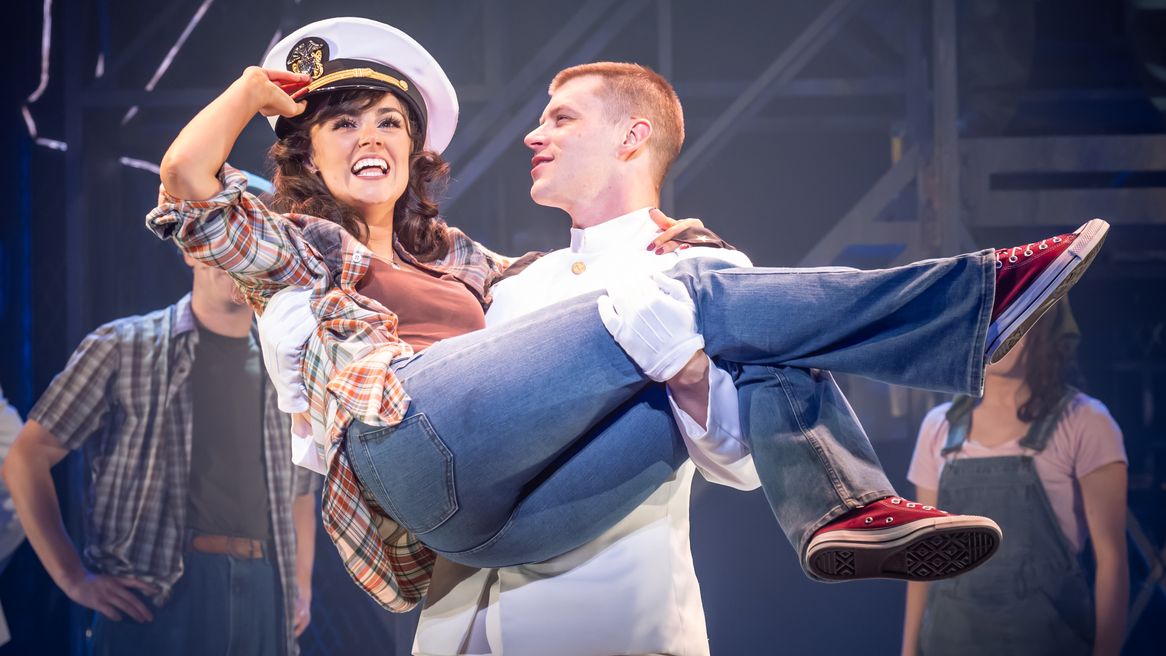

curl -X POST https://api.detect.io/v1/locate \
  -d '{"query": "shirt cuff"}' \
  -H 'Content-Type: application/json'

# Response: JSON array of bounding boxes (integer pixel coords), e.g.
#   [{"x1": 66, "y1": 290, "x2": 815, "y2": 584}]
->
[
  {"x1": 145, "y1": 164, "x2": 249, "y2": 240},
  {"x1": 667, "y1": 358, "x2": 760, "y2": 490}
]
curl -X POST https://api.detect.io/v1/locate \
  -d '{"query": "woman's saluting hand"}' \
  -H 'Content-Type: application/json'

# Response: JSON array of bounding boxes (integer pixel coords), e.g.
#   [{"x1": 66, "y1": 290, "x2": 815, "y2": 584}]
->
[
  {"x1": 161, "y1": 68, "x2": 309, "y2": 201},
  {"x1": 238, "y1": 67, "x2": 312, "y2": 118}
]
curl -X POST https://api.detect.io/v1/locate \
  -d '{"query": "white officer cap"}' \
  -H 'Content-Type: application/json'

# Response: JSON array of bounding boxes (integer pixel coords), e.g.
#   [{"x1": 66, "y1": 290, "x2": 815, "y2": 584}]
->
[{"x1": 262, "y1": 17, "x2": 458, "y2": 154}]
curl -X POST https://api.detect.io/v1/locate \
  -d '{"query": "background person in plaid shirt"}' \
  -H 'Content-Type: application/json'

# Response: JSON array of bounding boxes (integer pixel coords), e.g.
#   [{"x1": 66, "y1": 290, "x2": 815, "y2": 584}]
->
[
  {"x1": 1, "y1": 252, "x2": 321, "y2": 656},
  {"x1": 150, "y1": 17, "x2": 1103, "y2": 615}
]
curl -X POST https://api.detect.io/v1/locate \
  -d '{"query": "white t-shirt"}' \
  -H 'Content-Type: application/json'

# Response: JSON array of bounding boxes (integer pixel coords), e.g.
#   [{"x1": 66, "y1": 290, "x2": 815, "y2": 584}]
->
[{"x1": 908, "y1": 393, "x2": 1126, "y2": 554}]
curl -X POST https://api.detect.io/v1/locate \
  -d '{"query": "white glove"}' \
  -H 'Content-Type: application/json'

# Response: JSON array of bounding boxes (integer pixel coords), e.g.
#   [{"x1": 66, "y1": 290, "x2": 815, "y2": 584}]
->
[
  {"x1": 596, "y1": 272, "x2": 705, "y2": 382},
  {"x1": 256, "y1": 286, "x2": 316, "y2": 414}
]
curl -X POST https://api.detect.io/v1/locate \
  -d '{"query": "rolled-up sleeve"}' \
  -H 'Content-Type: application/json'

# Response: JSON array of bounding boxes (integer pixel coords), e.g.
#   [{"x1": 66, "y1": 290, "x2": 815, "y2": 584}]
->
[
  {"x1": 146, "y1": 165, "x2": 322, "y2": 310},
  {"x1": 668, "y1": 359, "x2": 760, "y2": 491}
]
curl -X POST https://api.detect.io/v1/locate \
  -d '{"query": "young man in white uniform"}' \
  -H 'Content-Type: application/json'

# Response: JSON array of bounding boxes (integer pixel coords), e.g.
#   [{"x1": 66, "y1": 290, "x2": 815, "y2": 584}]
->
[{"x1": 412, "y1": 210, "x2": 758, "y2": 656}]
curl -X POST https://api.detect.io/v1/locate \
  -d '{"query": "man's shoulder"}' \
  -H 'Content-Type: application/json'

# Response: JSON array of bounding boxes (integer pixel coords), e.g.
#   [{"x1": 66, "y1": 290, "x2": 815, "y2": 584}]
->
[{"x1": 86, "y1": 298, "x2": 185, "y2": 345}]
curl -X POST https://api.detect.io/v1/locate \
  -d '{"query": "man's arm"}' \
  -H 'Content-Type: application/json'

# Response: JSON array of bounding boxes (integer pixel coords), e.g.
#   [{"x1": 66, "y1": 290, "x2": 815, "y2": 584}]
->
[
  {"x1": 666, "y1": 353, "x2": 759, "y2": 490},
  {"x1": 666, "y1": 352, "x2": 711, "y2": 429},
  {"x1": 662, "y1": 244, "x2": 757, "y2": 488},
  {"x1": 291, "y1": 492, "x2": 316, "y2": 636},
  {"x1": 2, "y1": 421, "x2": 155, "y2": 622}
]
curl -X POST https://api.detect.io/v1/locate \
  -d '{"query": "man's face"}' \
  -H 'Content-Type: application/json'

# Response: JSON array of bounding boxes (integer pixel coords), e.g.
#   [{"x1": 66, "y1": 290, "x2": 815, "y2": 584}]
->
[
  {"x1": 185, "y1": 254, "x2": 248, "y2": 311},
  {"x1": 524, "y1": 75, "x2": 624, "y2": 210}
]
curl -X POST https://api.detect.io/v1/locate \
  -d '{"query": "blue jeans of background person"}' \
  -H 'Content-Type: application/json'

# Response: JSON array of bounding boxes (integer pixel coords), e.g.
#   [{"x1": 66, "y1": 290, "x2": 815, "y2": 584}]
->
[
  {"x1": 88, "y1": 551, "x2": 281, "y2": 656},
  {"x1": 345, "y1": 254, "x2": 994, "y2": 567}
]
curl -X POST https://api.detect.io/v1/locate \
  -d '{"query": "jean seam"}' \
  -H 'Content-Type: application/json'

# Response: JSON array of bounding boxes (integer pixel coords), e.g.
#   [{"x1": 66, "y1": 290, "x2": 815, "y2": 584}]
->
[
  {"x1": 226, "y1": 556, "x2": 236, "y2": 655},
  {"x1": 967, "y1": 249, "x2": 993, "y2": 396},
  {"x1": 445, "y1": 498, "x2": 520, "y2": 559},
  {"x1": 771, "y1": 367, "x2": 852, "y2": 508},
  {"x1": 350, "y1": 416, "x2": 459, "y2": 535}
]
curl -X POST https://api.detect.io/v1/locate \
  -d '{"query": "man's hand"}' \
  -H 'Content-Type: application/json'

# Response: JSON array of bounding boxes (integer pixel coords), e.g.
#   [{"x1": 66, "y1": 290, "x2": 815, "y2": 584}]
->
[
  {"x1": 293, "y1": 584, "x2": 312, "y2": 636},
  {"x1": 597, "y1": 273, "x2": 704, "y2": 382},
  {"x1": 64, "y1": 571, "x2": 158, "y2": 623},
  {"x1": 647, "y1": 208, "x2": 705, "y2": 254}
]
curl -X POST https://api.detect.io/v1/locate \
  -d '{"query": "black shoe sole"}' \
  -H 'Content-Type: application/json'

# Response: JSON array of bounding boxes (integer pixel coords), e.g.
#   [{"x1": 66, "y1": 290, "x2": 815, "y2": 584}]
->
[{"x1": 809, "y1": 525, "x2": 1001, "y2": 582}]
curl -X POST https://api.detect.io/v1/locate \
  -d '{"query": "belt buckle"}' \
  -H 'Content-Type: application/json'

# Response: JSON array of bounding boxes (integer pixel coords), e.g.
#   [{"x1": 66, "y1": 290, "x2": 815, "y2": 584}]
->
[{"x1": 229, "y1": 536, "x2": 261, "y2": 559}]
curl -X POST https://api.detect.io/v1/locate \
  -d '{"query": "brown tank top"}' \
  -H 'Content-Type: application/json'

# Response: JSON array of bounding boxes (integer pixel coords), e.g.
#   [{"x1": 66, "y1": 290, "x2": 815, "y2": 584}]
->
[{"x1": 357, "y1": 255, "x2": 486, "y2": 352}]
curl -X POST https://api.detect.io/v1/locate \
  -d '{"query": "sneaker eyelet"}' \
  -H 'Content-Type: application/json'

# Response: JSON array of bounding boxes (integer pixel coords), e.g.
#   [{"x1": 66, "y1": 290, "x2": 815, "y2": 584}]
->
[
  {"x1": 1023, "y1": 249, "x2": 1033, "y2": 257},
  {"x1": 1038, "y1": 243, "x2": 1048, "y2": 250},
  {"x1": 864, "y1": 517, "x2": 873, "y2": 525},
  {"x1": 885, "y1": 517, "x2": 894, "y2": 524},
  {"x1": 890, "y1": 498, "x2": 902, "y2": 505},
  {"x1": 1053, "y1": 237, "x2": 1062, "y2": 243},
  {"x1": 1009, "y1": 255, "x2": 1018, "y2": 263},
  {"x1": 995, "y1": 259, "x2": 1003, "y2": 269},
  {"x1": 907, "y1": 503, "x2": 917, "y2": 508},
  {"x1": 923, "y1": 506, "x2": 934, "y2": 510}
]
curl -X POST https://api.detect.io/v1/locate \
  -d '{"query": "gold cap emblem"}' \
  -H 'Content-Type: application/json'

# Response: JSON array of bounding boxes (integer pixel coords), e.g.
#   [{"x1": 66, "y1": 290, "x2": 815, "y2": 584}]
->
[{"x1": 287, "y1": 37, "x2": 327, "y2": 79}]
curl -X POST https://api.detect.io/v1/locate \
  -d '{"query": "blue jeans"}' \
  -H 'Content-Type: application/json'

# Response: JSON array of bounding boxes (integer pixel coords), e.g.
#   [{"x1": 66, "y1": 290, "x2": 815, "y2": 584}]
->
[
  {"x1": 88, "y1": 551, "x2": 281, "y2": 656},
  {"x1": 729, "y1": 363, "x2": 897, "y2": 576},
  {"x1": 345, "y1": 253, "x2": 994, "y2": 567}
]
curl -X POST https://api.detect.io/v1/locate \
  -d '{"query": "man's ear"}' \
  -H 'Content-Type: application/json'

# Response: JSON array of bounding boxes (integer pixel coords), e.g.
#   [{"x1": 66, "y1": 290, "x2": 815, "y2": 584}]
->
[
  {"x1": 621, "y1": 118, "x2": 652, "y2": 156},
  {"x1": 305, "y1": 158, "x2": 319, "y2": 174}
]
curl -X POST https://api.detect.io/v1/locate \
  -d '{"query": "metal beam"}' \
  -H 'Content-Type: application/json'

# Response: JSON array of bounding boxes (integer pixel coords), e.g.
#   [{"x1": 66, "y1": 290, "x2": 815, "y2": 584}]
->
[
  {"x1": 444, "y1": 0, "x2": 649, "y2": 210},
  {"x1": 674, "y1": 77, "x2": 907, "y2": 100},
  {"x1": 800, "y1": 148, "x2": 919, "y2": 267},
  {"x1": 961, "y1": 135, "x2": 1166, "y2": 226},
  {"x1": 1126, "y1": 509, "x2": 1166, "y2": 643},
  {"x1": 964, "y1": 188, "x2": 1166, "y2": 226},
  {"x1": 443, "y1": 0, "x2": 618, "y2": 164},
  {"x1": 670, "y1": 0, "x2": 862, "y2": 187},
  {"x1": 658, "y1": 0, "x2": 675, "y2": 212},
  {"x1": 88, "y1": 0, "x2": 199, "y2": 90},
  {"x1": 962, "y1": 135, "x2": 1166, "y2": 173},
  {"x1": 928, "y1": 0, "x2": 961, "y2": 256}
]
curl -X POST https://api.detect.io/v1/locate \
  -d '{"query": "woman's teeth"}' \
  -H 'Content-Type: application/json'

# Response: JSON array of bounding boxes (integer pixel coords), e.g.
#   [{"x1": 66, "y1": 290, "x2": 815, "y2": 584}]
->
[{"x1": 352, "y1": 157, "x2": 388, "y2": 176}]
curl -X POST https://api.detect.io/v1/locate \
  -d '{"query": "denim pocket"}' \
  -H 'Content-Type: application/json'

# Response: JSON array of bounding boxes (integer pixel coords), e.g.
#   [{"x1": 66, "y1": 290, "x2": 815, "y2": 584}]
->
[{"x1": 350, "y1": 412, "x2": 458, "y2": 535}]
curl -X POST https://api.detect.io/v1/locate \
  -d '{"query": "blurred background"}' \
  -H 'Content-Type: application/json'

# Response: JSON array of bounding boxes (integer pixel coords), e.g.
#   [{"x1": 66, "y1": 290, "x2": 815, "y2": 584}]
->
[{"x1": 2, "y1": 0, "x2": 1165, "y2": 653}]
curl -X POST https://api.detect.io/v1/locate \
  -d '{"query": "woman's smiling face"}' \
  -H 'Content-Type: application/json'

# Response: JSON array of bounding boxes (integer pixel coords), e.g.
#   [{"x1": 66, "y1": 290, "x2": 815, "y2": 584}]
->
[{"x1": 308, "y1": 91, "x2": 414, "y2": 221}]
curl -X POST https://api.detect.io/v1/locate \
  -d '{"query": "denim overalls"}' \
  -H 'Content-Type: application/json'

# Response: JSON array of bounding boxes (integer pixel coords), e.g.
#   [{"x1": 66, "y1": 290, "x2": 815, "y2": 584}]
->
[{"x1": 918, "y1": 392, "x2": 1093, "y2": 655}]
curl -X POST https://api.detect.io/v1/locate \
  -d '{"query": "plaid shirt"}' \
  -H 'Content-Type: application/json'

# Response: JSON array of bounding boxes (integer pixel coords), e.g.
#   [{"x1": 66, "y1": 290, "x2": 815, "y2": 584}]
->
[
  {"x1": 28, "y1": 294, "x2": 317, "y2": 655},
  {"x1": 146, "y1": 166, "x2": 509, "y2": 612}
]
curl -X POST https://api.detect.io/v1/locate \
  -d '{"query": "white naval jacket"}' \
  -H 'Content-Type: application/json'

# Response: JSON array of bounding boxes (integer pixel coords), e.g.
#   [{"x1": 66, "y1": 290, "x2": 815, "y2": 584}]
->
[{"x1": 413, "y1": 208, "x2": 761, "y2": 656}]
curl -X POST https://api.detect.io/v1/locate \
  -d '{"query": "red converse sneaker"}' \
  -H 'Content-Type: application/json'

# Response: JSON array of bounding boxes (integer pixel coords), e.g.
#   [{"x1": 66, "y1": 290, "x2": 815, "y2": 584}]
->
[
  {"x1": 986, "y1": 218, "x2": 1108, "y2": 364},
  {"x1": 806, "y1": 497, "x2": 1001, "y2": 581}
]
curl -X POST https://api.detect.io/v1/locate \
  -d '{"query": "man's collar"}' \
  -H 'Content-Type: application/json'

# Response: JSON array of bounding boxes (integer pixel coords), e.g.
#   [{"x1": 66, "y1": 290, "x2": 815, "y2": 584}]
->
[
  {"x1": 569, "y1": 207, "x2": 654, "y2": 254},
  {"x1": 174, "y1": 293, "x2": 197, "y2": 336},
  {"x1": 174, "y1": 292, "x2": 256, "y2": 340}
]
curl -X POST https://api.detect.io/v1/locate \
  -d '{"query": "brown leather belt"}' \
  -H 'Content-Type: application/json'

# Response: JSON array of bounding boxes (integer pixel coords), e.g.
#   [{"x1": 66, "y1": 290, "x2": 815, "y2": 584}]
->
[{"x1": 189, "y1": 534, "x2": 266, "y2": 559}]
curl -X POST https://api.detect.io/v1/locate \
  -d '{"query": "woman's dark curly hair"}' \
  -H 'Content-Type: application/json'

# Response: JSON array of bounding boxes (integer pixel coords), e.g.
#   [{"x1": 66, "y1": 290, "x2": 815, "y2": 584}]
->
[{"x1": 267, "y1": 88, "x2": 451, "y2": 261}]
